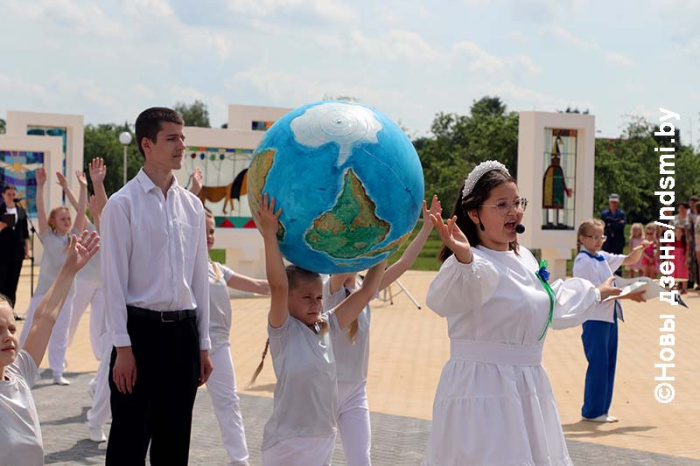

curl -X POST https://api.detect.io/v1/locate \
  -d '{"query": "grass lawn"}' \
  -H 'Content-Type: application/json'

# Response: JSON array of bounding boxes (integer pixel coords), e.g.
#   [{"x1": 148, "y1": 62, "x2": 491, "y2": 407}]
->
[{"x1": 387, "y1": 221, "x2": 442, "y2": 271}]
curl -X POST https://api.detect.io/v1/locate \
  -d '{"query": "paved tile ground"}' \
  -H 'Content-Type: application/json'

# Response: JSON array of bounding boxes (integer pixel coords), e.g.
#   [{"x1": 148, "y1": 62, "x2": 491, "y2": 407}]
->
[
  {"x1": 15, "y1": 264, "x2": 700, "y2": 464},
  {"x1": 35, "y1": 372, "x2": 700, "y2": 465}
]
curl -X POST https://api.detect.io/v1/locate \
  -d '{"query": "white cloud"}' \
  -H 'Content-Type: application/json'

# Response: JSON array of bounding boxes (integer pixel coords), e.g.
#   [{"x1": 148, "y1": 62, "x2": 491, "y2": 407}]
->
[
  {"x1": 349, "y1": 29, "x2": 441, "y2": 63},
  {"x1": 451, "y1": 43, "x2": 542, "y2": 76},
  {"x1": 487, "y1": 82, "x2": 592, "y2": 113},
  {"x1": 452, "y1": 42, "x2": 504, "y2": 73},
  {"x1": 602, "y1": 51, "x2": 635, "y2": 67},
  {"x1": 547, "y1": 26, "x2": 596, "y2": 50},
  {"x1": 5, "y1": 0, "x2": 125, "y2": 38},
  {"x1": 224, "y1": 65, "x2": 410, "y2": 114},
  {"x1": 543, "y1": 26, "x2": 635, "y2": 68},
  {"x1": 225, "y1": 0, "x2": 357, "y2": 23}
]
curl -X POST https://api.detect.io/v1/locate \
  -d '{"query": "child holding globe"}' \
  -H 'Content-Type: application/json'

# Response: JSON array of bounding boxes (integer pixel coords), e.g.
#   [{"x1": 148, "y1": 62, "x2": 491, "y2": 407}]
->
[
  {"x1": 322, "y1": 194, "x2": 441, "y2": 466},
  {"x1": 421, "y1": 160, "x2": 642, "y2": 465},
  {"x1": 254, "y1": 193, "x2": 386, "y2": 466}
]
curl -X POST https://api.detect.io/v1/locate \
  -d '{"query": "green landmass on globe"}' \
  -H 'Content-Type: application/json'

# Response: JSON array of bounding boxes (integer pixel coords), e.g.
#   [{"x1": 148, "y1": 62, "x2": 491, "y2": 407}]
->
[
  {"x1": 247, "y1": 148, "x2": 285, "y2": 240},
  {"x1": 305, "y1": 168, "x2": 390, "y2": 259}
]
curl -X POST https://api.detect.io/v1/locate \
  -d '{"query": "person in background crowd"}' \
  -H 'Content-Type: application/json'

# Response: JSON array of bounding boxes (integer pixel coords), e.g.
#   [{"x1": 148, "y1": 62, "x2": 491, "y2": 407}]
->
[
  {"x1": 0, "y1": 185, "x2": 30, "y2": 321},
  {"x1": 601, "y1": 194, "x2": 626, "y2": 276}
]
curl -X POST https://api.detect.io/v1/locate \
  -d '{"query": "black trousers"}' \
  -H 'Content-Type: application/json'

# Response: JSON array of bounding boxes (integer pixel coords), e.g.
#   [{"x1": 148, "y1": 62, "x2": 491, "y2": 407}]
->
[
  {"x1": 0, "y1": 259, "x2": 23, "y2": 306},
  {"x1": 106, "y1": 309, "x2": 201, "y2": 466}
]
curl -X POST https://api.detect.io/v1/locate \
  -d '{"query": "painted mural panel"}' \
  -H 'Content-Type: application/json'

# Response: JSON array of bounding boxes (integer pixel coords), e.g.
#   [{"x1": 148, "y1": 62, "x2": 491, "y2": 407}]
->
[
  {"x1": 542, "y1": 128, "x2": 577, "y2": 230},
  {"x1": 0, "y1": 150, "x2": 44, "y2": 215},
  {"x1": 183, "y1": 146, "x2": 255, "y2": 228}
]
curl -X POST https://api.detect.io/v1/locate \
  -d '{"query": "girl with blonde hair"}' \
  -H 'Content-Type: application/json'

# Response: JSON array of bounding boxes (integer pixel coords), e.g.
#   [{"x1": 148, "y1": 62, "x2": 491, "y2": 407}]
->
[{"x1": 19, "y1": 168, "x2": 88, "y2": 385}]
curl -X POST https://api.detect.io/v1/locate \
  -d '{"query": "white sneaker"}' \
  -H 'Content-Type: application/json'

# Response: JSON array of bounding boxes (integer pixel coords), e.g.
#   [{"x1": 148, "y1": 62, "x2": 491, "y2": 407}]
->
[
  {"x1": 88, "y1": 425, "x2": 107, "y2": 443},
  {"x1": 53, "y1": 376, "x2": 70, "y2": 386},
  {"x1": 582, "y1": 414, "x2": 617, "y2": 423}
]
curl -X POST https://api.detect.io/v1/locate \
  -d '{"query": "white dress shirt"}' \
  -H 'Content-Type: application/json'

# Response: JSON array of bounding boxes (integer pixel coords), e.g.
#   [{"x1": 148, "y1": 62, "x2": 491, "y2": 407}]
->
[
  {"x1": 572, "y1": 248, "x2": 626, "y2": 323},
  {"x1": 101, "y1": 169, "x2": 211, "y2": 350}
]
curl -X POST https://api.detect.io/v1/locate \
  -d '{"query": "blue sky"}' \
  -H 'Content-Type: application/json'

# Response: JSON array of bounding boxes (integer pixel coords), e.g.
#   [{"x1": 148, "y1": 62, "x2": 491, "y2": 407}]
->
[{"x1": 1, "y1": 0, "x2": 698, "y2": 142}]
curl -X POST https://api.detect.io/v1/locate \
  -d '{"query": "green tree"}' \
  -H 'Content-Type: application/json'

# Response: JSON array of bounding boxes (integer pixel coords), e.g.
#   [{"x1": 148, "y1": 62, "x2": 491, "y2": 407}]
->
[
  {"x1": 174, "y1": 100, "x2": 211, "y2": 128},
  {"x1": 83, "y1": 124, "x2": 141, "y2": 196},
  {"x1": 593, "y1": 116, "x2": 700, "y2": 225},
  {"x1": 416, "y1": 96, "x2": 519, "y2": 215}
]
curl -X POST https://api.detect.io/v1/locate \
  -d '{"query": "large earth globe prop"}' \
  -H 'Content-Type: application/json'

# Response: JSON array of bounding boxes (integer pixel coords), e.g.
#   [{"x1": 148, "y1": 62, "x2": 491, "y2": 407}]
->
[{"x1": 247, "y1": 100, "x2": 425, "y2": 274}]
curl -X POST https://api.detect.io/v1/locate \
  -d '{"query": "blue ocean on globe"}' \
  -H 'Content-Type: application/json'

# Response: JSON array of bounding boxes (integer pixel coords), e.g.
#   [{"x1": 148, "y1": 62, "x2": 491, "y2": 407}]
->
[{"x1": 247, "y1": 101, "x2": 425, "y2": 274}]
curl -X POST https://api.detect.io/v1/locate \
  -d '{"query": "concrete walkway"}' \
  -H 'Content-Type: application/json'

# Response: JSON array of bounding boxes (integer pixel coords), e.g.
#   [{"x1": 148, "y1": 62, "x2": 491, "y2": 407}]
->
[{"x1": 34, "y1": 373, "x2": 700, "y2": 465}]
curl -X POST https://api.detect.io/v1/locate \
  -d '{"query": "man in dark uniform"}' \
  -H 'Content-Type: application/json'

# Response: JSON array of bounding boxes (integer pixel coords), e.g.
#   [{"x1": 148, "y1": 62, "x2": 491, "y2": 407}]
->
[{"x1": 601, "y1": 193, "x2": 626, "y2": 275}]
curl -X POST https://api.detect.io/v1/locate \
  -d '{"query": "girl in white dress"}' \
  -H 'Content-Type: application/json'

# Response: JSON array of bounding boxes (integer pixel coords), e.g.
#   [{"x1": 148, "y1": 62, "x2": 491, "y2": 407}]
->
[
  {"x1": 422, "y1": 161, "x2": 637, "y2": 466},
  {"x1": 19, "y1": 168, "x2": 88, "y2": 386},
  {"x1": 323, "y1": 195, "x2": 441, "y2": 466},
  {"x1": 204, "y1": 209, "x2": 270, "y2": 466},
  {"x1": 254, "y1": 194, "x2": 386, "y2": 466}
]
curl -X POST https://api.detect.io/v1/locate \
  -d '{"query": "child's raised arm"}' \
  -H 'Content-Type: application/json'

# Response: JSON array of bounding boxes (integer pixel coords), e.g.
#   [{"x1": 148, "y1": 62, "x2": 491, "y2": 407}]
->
[
  {"x1": 255, "y1": 194, "x2": 287, "y2": 328},
  {"x1": 35, "y1": 168, "x2": 49, "y2": 235},
  {"x1": 88, "y1": 157, "x2": 109, "y2": 217},
  {"x1": 380, "y1": 195, "x2": 441, "y2": 290},
  {"x1": 72, "y1": 171, "x2": 89, "y2": 233},
  {"x1": 622, "y1": 239, "x2": 651, "y2": 266},
  {"x1": 56, "y1": 171, "x2": 88, "y2": 232},
  {"x1": 334, "y1": 259, "x2": 387, "y2": 330}
]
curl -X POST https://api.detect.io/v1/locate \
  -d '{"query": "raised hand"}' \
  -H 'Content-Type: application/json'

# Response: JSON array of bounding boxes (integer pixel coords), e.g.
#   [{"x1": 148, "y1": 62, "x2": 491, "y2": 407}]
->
[
  {"x1": 63, "y1": 230, "x2": 100, "y2": 274},
  {"x1": 190, "y1": 167, "x2": 203, "y2": 195},
  {"x1": 89, "y1": 157, "x2": 107, "y2": 184},
  {"x1": 55, "y1": 171, "x2": 69, "y2": 189},
  {"x1": 88, "y1": 195, "x2": 98, "y2": 213},
  {"x1": 36, "y1": 167, "x2": 47, "y2": 186},
  {"x1": 255, "y1": 194, "x2": 282, "y2": 238},
  {"x1": 432, "y1": 214, "x2": 472, "y2": 264},
  {"x1": 421, "y1": 195, "x2": 442, "y2": 231},
  {"x1": 76, "y1": 170, "x2": 88, "y2": 187}
]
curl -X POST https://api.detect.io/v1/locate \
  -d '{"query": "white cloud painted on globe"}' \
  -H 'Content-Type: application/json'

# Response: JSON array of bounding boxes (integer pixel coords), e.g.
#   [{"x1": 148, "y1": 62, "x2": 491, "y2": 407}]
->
[{"x1": 290, "y1": 102, "x2": 382, "y2": 166}]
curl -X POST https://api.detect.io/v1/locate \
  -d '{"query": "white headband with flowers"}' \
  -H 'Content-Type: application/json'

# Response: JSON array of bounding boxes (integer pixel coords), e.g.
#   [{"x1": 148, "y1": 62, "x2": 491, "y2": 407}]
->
[{"x1": 462, "y1": 160, "x2": 510, "y2": 199}]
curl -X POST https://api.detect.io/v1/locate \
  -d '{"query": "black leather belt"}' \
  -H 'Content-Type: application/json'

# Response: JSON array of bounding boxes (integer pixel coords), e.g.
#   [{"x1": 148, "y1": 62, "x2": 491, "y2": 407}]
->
[{"x1": 127, "y1": 305, "x2": 196, "y2": 323}]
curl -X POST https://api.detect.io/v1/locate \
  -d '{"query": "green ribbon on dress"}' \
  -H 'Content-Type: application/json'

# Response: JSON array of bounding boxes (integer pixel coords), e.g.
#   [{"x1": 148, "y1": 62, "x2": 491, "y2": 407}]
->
[{"x1": 535, "y1": 260, "x2": 555, "y2": 341}]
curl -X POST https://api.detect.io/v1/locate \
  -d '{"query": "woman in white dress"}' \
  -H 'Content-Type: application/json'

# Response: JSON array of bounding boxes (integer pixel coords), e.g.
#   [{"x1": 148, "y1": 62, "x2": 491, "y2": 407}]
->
[{"x1": 422, "y1": 161, "x2": 638, "y2": 466}]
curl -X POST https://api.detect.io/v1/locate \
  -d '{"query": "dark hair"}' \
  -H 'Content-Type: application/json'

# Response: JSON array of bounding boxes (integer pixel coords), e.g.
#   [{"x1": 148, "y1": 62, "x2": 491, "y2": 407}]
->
[
  {"x1": 285, "y1": 265, "x2": 321, "y2": 289},
  {"x1": 679, "y1": 202, "x2": 690, "y2": 209},
  {"x1": 134, "y1": 107, "x2": 184, "y2": 157},
  {"x1": 438, "y1": 169, "x2": 519, "y2": 262},
  {"x1": 0, "y1": 293, "x2": 12, "y2": 308},
  {"x1": 2, "y1": 184, "x2": 17, "y2": 193},
  {"x1": 689, "y1": 196, "x2": 700, "y2": 203}
]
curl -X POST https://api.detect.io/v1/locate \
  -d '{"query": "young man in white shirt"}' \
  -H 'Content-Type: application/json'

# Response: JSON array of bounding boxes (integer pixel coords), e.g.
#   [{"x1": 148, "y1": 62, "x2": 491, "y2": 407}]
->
[{"x1": 101, "y1": 107, "x2": 213, "y2": 465}]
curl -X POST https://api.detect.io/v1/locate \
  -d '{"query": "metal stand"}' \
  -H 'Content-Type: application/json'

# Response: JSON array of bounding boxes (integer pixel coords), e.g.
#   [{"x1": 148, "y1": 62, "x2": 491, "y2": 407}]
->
[
  {"x1": 376, "y1": 278, "x2": 422, "y2": 310},
  {"x1": 16, "y1": 199, "x2": 38, "y2": 298}
]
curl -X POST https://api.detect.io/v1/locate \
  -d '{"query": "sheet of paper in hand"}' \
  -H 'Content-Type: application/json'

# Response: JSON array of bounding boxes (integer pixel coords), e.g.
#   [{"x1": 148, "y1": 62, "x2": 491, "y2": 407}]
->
[{"x1": 601, "y1": 276, "x2": 688, "y2": 307}]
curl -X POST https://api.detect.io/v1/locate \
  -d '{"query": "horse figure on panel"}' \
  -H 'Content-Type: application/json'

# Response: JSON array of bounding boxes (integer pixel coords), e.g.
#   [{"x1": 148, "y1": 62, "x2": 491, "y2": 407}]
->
[{"x1": 197, "y1": 169, "x2": 248, "y2": 214}]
